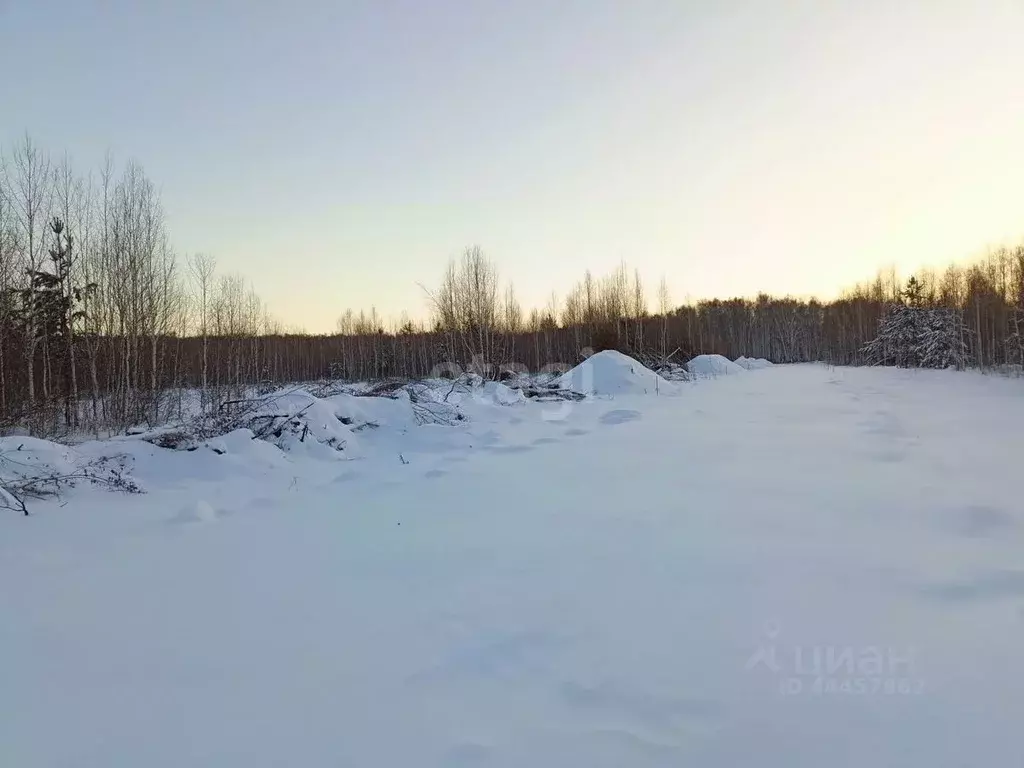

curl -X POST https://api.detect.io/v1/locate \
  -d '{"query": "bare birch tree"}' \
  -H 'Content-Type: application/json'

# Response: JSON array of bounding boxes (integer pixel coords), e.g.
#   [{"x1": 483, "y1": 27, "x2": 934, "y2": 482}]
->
[{"x1": 4, "y1": 135, "x2": 52, "y2": 413}]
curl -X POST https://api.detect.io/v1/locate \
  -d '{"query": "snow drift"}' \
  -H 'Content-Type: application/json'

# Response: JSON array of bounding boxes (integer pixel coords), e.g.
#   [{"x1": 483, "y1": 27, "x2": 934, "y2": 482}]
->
[
  {"x1": 734, "y1": 356, "x2": 774, "y2": 370},
  {"x1": 557, "y1": 350, "x2": 676, "y2": 396},
  {"x1": 481, "y1": 380, "x2": 527, "y2": 406},
  {"x1": 242, "y1": 389, "x2": 362, "y2": 459},
  {"x1": 687, "y1": 354, "x2": 746, "y2": 377},
  {"x1": 0, "y1": 435, "x2": 140, "y2": 511}
]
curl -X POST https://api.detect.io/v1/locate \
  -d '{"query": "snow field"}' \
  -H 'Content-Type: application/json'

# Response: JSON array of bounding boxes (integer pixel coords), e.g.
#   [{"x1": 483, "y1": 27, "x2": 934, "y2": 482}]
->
[{"x1": 3, "y1": 361, "x2": 1024, "y2": 766}]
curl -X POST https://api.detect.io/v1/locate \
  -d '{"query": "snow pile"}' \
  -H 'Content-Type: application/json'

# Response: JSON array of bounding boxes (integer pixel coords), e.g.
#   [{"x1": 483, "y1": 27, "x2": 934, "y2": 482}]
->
[
  {"x1": 481, "y1": 380, "x2": 527, "y2": 406},
  {"x1": 391, "y1": 382, "x2": 465, "y2": 426},
  {"x1": 735, "y1": 356, "x2": 774, "y2": 370},
  {"x1": 557, "y1": 349, "x2": 677, "y2": 396},
  {"x1": 329, "y1": 392, "x2": 418, "y2": 432},
  {"x1": 204, "y1": 428, "x2": 265, "y2": 456},
  {"x1": 410, "y1": 377, "x2": 527, "y2": 408},
  {"x1": 650, "y1": 361, "x2": 692, "y2": 381},
  {"x1": 0, "y1": 435, "x2": 140, "y2": 509},
  {"x1": 243, "y1": 390, "x2": 361, "y2": 459},
  {"x1": 687, "y1": 353, "x2": 746, "y2": 377},
  {"x1": 1, "y1": 438, "x2": 87, "y2": 510},
  {"x1": 0, "y1": 436, "x2": 81, "y2": 479}
]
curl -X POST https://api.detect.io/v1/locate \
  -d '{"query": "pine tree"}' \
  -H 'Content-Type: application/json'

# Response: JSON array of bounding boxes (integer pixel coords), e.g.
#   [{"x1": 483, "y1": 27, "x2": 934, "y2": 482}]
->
[
  {"x1": 7, "y1": 217, "x2": 94, "y2": 425},
  {"x1": 902, "y1": 275, "x2": 925, "y2": 307}
]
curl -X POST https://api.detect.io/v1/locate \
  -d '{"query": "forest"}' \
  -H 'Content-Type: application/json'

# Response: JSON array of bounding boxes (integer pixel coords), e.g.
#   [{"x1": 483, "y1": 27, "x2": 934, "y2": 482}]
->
[{"x1": 2, "y1": 136, "x2": 1023, "y2": 436}]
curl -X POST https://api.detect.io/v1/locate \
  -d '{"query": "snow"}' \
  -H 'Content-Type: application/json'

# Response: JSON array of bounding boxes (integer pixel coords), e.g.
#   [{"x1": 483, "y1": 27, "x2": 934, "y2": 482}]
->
[
  {"x1": 734, "y1": 355, "x2": 774, "y2": 370},
  {"x1": 0, "y1": 435, "x2": 82, "y2": 478},
  {"x1": 481, "y1": 380, "x2": 528, "y2": 406},
  {"x1": 687, "y1": 353, "x2": 746, "y2": 377},
  {"x1": 557, "y1": 349, "x2": 677, "y2": 395},
  {"x1": 4, "y1": 364, "x2": 1024, "y2": 766},
  {"x1": 0, "y1": 435, "x2": 140, "y2": 502},
  {"x1": 247, "y1": 389, "x2": 362, "y2": 459}
]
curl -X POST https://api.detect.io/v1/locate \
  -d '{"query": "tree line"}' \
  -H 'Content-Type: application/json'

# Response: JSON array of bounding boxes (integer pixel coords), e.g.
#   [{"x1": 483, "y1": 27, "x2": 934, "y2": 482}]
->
[
  {"x1": 0, "y1": 137, "x2": 279, "y2": 434},
  {"x1": 2, "y1": 135, "x2": 1023, "y2": 436}
]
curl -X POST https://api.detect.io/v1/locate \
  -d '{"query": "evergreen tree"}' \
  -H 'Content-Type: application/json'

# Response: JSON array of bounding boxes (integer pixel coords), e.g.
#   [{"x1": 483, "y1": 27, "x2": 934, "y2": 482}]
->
[
  {"x1": 918, "y1": 308, "x2": 967, "y2": 369},
  {"x1": 902, "y1": 275, "x2": 926, "y2": 307},
  {"x1": 7, "y1": 217, "x2": 93, "y2": 422},
  {"x1": 863, "y1": 304, "x2": 917, "y2": 366},
  {"x1": 863, "y1": 303, "x2": 966, "y2": 369},
  {"x1": 1006, "y1": 308, "x2": 1024, "y2": 369}
]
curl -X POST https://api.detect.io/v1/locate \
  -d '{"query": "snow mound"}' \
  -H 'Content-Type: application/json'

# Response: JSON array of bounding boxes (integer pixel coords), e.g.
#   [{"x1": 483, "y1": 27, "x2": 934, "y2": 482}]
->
[
  {"x1": 651, "y1": 362, "x2": 692, "y2": 382},
  {"x1": 0, "y1": 436, "x2": 81, "y2": 479},
  {"x1": 687, "y1": 354, "x2": 746, "y2": 377},
  {"x1": 395, "y1": 377, "x2": 525, "y2": 412},
  {"x1": 0, "y1": 435, "x2": 140, "y2": 505},
  {"x1": 245, "y1": 390, "x2": 361, "y2": 459},
  {"x1": 481, "y1": 381, "x2": 527, "y2": 406},
  {"x1": 557, "y1": 350, "x2": 677, "y2": 396},
  {"x1": 734, "y1": 356, "x2": 774, "y2": 370}
]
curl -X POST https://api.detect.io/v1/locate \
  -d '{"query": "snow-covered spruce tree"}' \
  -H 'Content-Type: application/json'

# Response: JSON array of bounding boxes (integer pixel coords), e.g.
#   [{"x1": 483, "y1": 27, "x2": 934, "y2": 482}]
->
[
  {"x1": 862, "y1": 305, "x2": 966, "y2": 369},
  {"x1": 918, "y1": 308, "x2": 967, "y2": 370},
  {"x1": 1006, "y1": 308, "x2": 1024, "y2": 370},
  {"x1": 862, "y1": 304, "x2": 923, "y2": 366},
  {"x1": 862, "y1": 277, "x2": 966, "y2": 369}
]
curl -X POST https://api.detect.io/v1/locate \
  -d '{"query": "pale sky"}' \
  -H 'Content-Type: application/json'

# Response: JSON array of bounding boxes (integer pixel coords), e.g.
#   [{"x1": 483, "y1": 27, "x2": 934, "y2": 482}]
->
[{"x1": 3, "y1": 0, "x2": 1024, "y2": 331}]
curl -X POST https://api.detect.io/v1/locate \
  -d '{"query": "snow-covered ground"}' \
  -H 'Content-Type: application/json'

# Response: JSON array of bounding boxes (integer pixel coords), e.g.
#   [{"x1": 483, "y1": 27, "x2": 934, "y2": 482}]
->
[{"x1": 3, "y1": 362, "x2": 1023, "y2": 767}]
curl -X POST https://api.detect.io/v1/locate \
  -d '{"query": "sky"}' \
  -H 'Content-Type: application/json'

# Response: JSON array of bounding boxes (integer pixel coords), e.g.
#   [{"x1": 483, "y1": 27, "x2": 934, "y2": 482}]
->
[{"x1": 3, "y1": 0, "x2": 1024, "y2": 332}]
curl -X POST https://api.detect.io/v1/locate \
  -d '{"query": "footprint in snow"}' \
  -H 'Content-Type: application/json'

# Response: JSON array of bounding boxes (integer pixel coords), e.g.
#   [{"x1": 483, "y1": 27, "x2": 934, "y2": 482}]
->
[
  {"x1": 600, "y1": 409, "x2": 643, "y2": 426},
  {"x1": 532, "y1": 436, "x2": 560, "y2": 446},
  {"x1": 564, "y1": 428, "x2": 589, "y2": 437},
  {"x1": 424, "y1": 469, "x2": 447, "y2": 479}
]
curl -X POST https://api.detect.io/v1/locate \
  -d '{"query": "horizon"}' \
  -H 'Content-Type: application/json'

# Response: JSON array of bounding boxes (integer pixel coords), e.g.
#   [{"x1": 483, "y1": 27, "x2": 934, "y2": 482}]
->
[{"x1": 4, "y1": 0, "x2": 1024, "y2": 332}]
